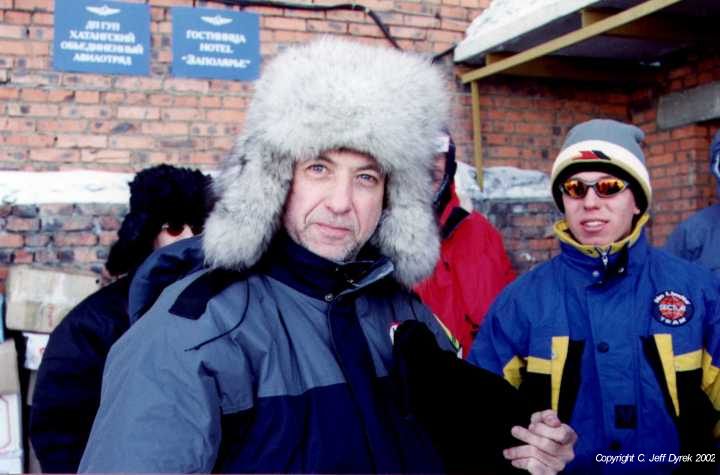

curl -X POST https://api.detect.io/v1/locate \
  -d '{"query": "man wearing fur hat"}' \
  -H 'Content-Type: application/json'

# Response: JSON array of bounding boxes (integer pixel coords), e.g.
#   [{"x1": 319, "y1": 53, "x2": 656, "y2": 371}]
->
[
  {"x1": 80, "y1": 38, "x2": 575, "y2": 474},
  {"x1": 469, "y1": 119, "x2": 720, "y2": 473}
]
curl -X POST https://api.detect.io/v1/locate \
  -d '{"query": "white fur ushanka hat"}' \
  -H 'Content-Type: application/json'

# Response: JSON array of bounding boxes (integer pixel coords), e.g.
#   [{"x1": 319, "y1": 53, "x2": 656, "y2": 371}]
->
[{"x1": 202, "y1": 37, "x2": 450, "y2": 288}]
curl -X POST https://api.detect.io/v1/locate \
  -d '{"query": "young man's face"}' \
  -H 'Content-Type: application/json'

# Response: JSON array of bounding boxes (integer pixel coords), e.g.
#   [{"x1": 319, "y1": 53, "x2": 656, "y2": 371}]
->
[
  {"x1": 562, "y1": 170, "x2": 641, "y2": 246},
  {"x1": 283, "y1": 149, "x2": 385, "y2": 262}
]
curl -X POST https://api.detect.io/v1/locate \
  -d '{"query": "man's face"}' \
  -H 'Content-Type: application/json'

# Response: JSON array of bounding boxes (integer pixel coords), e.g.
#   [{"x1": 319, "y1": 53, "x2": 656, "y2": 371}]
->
[
  {"x1": 283, "y1": 149, "x2": 385, "y2": 262},
  {"x1": 562, "y1": 171, "x2": 640, "y2": 246},
  {"x1": 153, "y1": 224, "x2": 194, "y2": 250},
  {"x1": 432, "y1": 153, "x2": 446, "y2": 193}
]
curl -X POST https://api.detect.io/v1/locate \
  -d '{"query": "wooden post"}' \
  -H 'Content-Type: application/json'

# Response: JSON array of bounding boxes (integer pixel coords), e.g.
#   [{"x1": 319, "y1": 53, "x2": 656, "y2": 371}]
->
[{"x1": 471, "y1": 80, "x2": 483, "y2": 191}]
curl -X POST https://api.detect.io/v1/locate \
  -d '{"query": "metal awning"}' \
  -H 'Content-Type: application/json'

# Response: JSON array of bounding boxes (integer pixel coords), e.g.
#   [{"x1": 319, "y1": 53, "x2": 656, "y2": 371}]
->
[{"x1": 455, "y1": 0, "x2": 718, "y2": 188}]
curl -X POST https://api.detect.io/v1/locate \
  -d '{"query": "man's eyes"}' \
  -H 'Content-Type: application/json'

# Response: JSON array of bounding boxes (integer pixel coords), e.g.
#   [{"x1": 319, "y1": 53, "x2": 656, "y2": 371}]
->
[
  {"x1": 358, "y1": 173, "x2": 380, "y2": 185},
  {"x1": 304, "y1": 164, "x2": 380, "y2": 185},
  {"x1": 307, "y1": 163, "x2": 327, "y2": 174}
]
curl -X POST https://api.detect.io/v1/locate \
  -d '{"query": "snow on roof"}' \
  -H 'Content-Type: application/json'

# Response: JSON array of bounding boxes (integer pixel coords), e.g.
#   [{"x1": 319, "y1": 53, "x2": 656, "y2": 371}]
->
[{"x1": 454, "y1": 0, "x2": 600, "y2": 63}]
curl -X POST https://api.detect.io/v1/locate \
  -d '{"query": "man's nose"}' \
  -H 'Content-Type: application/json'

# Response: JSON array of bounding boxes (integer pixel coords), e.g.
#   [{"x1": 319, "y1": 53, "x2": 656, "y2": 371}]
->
[
  {"x1": 326, "y1": 178, "x2": 353, "y2": 214},
  {"x1": 582, "y1": 187, "x2": 601, "y2": 208}
]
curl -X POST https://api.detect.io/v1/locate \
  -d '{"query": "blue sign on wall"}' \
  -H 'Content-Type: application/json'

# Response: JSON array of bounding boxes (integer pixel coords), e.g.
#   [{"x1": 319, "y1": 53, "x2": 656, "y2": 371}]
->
[
  {"x1": 171, "y1": 7, "x2": 260, "y2": 81},
  {"x1": 53, "y1": 0, "x2": 150, "y2": 76}
]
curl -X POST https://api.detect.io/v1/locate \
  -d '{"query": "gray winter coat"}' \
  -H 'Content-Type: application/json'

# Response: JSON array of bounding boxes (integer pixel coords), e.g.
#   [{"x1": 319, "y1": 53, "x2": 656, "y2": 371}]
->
[
  {"x1": 664, "y1": 204, "x2": 720, "y2": 275},
  {"x1": 79, "y1": 236, "x2": 455, "y2": 473}
]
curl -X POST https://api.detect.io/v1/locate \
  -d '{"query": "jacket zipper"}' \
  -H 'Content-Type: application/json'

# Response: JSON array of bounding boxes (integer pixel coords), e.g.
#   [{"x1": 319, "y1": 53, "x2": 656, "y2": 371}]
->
[{"x1": 598, "y1": 248, "x2": 609, "y2": 269}]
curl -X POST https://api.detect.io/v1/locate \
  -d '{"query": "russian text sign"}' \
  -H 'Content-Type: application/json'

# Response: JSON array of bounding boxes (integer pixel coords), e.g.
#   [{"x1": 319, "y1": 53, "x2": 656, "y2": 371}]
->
[
  {"x1": 53, "y1": 0, "x2": 150, "y2": 76},
  {"x1": 171, "y1": 7, "x2": 260, "y2": 81}
]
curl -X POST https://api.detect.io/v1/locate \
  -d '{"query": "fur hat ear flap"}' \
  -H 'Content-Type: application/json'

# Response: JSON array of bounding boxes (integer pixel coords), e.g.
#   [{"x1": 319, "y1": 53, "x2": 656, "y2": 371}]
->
[
  {"x1": 203, "y1": 142, "x2": 294, "y2": 271},
  {"x1": 373, "y1": 172, "x2": 440, "y2": 288}
]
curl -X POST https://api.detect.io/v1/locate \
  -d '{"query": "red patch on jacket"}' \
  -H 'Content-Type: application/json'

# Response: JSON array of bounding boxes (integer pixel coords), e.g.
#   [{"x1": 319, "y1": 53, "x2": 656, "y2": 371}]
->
[{"x1": 653, "y1": 291, "x2": 692, "y2": 326}]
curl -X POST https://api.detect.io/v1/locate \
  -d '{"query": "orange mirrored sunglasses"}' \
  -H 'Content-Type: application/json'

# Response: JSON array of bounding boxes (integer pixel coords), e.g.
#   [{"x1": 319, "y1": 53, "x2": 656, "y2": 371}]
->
[{"x1": 560, "y1": 177, "x2": 630, "y2": 199}]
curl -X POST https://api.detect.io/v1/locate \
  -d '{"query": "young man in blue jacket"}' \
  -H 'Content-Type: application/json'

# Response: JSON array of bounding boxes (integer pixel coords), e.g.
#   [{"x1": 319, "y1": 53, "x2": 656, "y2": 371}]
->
[
  {"x1": 470, "y1": 119, "x2": 720, "y2": 473},
  {"x1": 79, "y1": 38, "x2": 575, "y2": 474}
]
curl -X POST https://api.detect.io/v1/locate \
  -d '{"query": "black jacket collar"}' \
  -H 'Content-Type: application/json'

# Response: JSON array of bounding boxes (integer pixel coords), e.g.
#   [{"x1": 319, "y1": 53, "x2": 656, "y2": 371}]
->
[{"x1": 259, "y1": 231, "x2": 391, "y2": 301}]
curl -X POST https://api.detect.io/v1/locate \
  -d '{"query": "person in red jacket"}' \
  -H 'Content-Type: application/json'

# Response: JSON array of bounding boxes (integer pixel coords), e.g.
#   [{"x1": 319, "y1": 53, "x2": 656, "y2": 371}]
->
[{"x1": 414, "y1": 133, "x2": 515, "y2": 357}]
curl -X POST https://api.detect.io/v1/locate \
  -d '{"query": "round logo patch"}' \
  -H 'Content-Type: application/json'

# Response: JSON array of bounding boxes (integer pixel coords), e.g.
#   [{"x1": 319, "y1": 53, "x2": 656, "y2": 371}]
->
[{"x1": 653, "y1": 291, "x2": 692, "y2": 326}]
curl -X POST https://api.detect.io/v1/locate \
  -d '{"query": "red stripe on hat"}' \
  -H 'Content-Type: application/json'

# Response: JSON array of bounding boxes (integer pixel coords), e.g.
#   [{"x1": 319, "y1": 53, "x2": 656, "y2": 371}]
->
[{"x1": 572, "y1": 150, "x2": 611, "y2": 161}]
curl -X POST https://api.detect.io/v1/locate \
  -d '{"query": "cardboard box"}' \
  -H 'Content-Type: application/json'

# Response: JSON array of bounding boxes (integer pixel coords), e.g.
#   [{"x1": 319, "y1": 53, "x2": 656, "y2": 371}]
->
[
  {"x1": 0, "y1": 341, "x2": 24, "y2": 474},
  {"x1": 5, "y1": 266, "x2": 100, "y2": 333},
  {"x1": 0, "y1": 340, "x2": 23, "y2": 474},
  {"x1": 23, "y1": 333, "x2": 49, "y2": 371},
  {"x1": 0, "y1": 454, "x2": 23, "y2": 474},
  {"x1": 0, "y1": 393, "x2": 23, "y2": 474},
  {"x1": 0, "y1": 340, "x2": 19, "y2": 395}
]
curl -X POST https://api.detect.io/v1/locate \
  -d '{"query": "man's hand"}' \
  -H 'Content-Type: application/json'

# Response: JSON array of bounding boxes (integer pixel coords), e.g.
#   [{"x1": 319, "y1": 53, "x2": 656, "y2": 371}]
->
[{"x1": 503, "y1": 409, "x2": 576, "y2": 474}]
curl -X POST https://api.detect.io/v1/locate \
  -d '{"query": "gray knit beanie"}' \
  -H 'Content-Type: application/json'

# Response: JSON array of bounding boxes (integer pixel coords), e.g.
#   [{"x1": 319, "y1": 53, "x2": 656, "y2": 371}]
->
[{"x1": 550, "y1": 119, "x2": 652, "y2": 213}]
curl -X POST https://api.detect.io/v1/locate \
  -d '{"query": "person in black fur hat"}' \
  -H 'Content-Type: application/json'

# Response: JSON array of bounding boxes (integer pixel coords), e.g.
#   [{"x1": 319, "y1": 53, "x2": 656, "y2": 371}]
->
[
  {"x1": 105, "y1": 164, "x2": 213, "y2": 276},
  {"x1": 30, "y1": 164, "x2": 213, "y2": 473}
]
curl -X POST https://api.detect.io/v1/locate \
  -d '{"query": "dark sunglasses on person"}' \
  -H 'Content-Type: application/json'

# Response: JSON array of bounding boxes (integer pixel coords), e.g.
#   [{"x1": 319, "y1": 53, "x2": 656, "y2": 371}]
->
[
  {"x1": 560, "y1": 177, "x2": 630, "y2": 199},
  {"x1": 161, "y1": 223, "x2": 187, "y2": 237}
]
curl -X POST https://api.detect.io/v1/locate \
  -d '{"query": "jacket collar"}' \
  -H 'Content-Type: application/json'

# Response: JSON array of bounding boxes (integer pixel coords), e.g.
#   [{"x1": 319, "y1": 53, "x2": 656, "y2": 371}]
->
[
  {"x1": 555, "y1": 214, "x2": 651, "y2": 285},
  {"x1": 259, "y1": 231, "x2": 393, "y2": 301},
  {"x1": 554, "y1": 212, "x2": 649, "y2": 258},
  {"x1": 129, "y1": 235, "x2": 206, "y2": 324},
  {"x1": 437, "y1": 184, "x2": 470, "y2": 239}
]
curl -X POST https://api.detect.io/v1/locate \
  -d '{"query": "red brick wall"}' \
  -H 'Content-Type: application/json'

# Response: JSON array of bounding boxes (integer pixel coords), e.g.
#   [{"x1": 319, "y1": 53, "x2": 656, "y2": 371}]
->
[
  {"x1": 467, "y1": 78, "x2": 630, "y2": 171},
  {"x1": 630, "y1": 53, "x2": 720, "y2": 246},
  {"x1": 481, "y1": 200, "x2": 561, "y2": 274},
  {"x1": 0, "y1": 0, "x2": 486, "y2": 171},
  {"x1": 0, "y1": 203, "x2": 125, "y2": 292}
]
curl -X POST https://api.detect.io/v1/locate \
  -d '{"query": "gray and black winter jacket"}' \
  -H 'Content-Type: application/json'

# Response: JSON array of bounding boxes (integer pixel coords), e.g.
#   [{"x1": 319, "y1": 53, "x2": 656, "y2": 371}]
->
[{"x1": 80, "y1": 233, "x2": 457, "y2": 473}]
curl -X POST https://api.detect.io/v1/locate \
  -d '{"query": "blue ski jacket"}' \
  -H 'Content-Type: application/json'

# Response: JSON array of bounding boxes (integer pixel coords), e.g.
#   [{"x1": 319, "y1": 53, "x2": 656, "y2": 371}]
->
[{"x1": 470, "y1": 217, "x2": 720, "y2": 473}]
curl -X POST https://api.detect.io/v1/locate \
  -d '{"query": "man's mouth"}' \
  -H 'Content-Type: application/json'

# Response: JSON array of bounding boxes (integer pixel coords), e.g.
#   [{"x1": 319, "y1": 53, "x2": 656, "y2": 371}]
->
[
  {"x1": 580, "y1": 219, "x2": 608, "y2": 232},
  {"x1": 315, "y1": 222, "x2": 352, "y2": 238}
]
